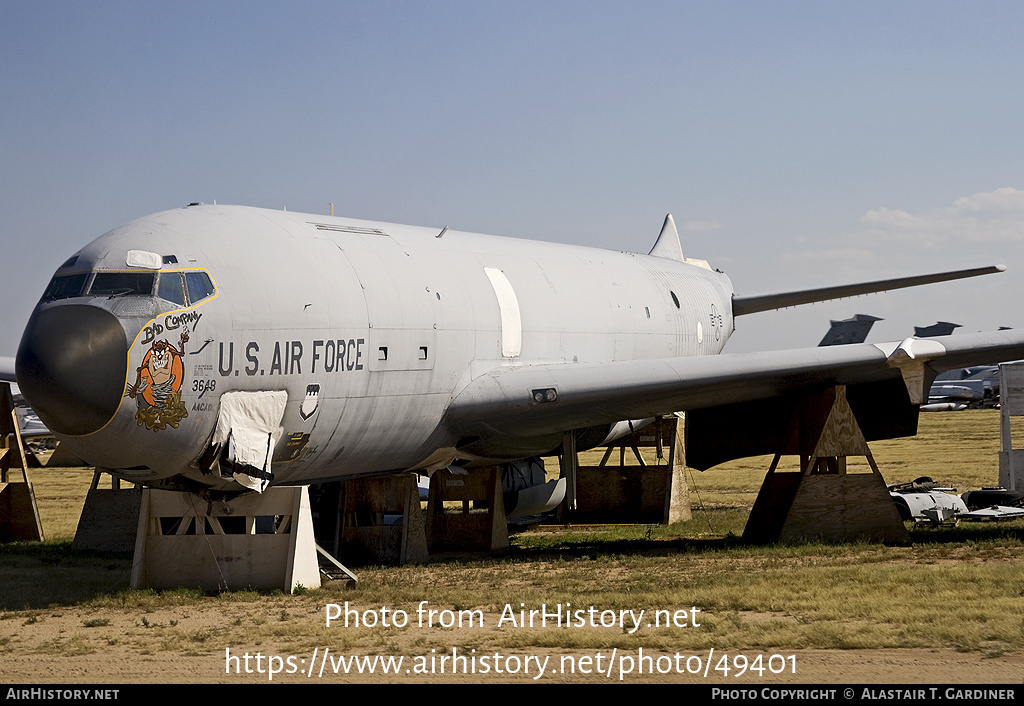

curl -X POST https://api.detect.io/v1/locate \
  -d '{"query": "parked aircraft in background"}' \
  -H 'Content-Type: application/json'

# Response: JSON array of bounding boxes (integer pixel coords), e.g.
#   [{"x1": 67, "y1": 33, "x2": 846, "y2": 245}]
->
[
  {"x1": 0, "y1": 372, "x2": 55, "y2": 455},
  {"x1": 915, "y1": 321, "x2": 962, "y2": 338},
  {"x1": 818, "y1": 314, "x2": 883, "y2": 347},
  {"x1": 6, "y1": 205, "x2": 1024, "y2": 494},
  {"x1": 927, "y1": 366, "x2": 1001, "y2": 408},
  {"x1": 810, "y1": 319, "x2": 1012, "y2": 410},
  {"x1": 917, "y1": 323, "x2": 1013, "y2": 408}
]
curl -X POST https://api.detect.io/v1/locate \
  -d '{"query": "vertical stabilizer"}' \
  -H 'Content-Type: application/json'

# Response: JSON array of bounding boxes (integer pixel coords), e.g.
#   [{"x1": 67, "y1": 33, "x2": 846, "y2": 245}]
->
[
  {"x1": 648, "y1": 214, "x2": 684, "y2": 262},
  {"x1": 915, "y1": 321, "x2": 962, "y2": 338},
  {"x1": 819, "y1": 314, "x2": 883, "y2": 346}
]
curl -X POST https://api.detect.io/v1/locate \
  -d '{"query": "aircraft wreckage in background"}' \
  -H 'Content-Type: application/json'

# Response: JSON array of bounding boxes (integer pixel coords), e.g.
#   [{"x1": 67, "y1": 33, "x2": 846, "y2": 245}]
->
[
  {"x1": 4, "y1": 204, "x2": 1024, "y2": 578},
  {"x1": 889, "y1": 478, "x2": 1024, "y2": 524}
]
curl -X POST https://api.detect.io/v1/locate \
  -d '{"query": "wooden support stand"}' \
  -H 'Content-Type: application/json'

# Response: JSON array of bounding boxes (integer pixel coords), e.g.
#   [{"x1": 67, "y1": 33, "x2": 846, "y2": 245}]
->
[
  {"x1": 130, "y1": 486, "x2": 321, "y2": 592},
  {"x1": 562, "y1": 416, "x2": 690, "y2": 524},
  {"x1": 0, "y1": 382, "x2": 44, "y2": 542},
  {"x1": 72, "y1": 471, "x2": 142, "y2": 552},
  {"x1": 316, "y1": 475, "x2": 428, "y2": 566},
  {"x1": 426, "y1": 466, "x2": 508, "y2": 551},
  {"x1": 44, "y1": 443, "x2": 85, "y2": 468},
  {"x1": 743, "y1": 386, "x2": 910, "y2": 545}
]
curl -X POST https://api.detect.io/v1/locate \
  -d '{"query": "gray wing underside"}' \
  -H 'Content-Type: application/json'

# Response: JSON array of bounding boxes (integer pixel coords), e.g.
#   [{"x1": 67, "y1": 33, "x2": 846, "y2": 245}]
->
[{"x1": 444, "y1": 329, "x2": 1024, "y2": 441}]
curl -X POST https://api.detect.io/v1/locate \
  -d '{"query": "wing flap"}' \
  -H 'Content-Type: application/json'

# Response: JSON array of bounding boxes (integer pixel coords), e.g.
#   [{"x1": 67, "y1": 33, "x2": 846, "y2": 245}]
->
[{"x1": 684, "y1": 378, "x2": 919, "y2": 470}]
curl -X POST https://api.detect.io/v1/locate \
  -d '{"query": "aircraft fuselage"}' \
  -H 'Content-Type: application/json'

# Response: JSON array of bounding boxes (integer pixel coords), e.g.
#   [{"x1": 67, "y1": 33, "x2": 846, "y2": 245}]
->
[{"x1": 16, "y1": 205, "x2": 733, "y2": 491}]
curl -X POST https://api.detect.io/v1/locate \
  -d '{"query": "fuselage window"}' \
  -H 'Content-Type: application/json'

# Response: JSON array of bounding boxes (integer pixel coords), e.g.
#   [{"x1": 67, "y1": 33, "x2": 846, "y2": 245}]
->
[{"x1": 89, "y1": 271, "x2": 155, "y2": 297}]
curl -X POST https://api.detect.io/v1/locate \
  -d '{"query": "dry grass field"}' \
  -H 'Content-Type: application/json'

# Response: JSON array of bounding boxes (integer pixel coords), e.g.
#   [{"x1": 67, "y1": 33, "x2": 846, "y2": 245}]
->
[{"x1": 1, "y1": 409, "x2": 1023, "y2": 684}]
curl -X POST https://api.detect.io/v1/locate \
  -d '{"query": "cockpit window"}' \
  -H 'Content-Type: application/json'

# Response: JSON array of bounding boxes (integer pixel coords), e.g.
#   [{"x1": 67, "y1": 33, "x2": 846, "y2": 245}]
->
[
  {"x1": 157, "y1": 270, "x2": 216, "y2": 307},
  {"x1": 41, "y1": 268, "x2": 214, "y2": 305},
  {"x1": 41, "y1": 273, "x2": 88, "y2": 301},
  {"x1": 89, "y1": 271, "x2": 156, "y2": 297},
  {"x1": 185, "y1": 271, "x2": 216, "y2": 304},
  {"x1": 158, "y1": 271, "x2": 187, "y2": 306}
]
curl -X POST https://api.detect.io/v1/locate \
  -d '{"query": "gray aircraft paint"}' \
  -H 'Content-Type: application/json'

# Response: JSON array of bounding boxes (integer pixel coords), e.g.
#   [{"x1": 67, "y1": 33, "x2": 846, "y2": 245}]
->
[
  {"x1": 16, "y1": 205, "x2": 732, "y2": 490},
  {"x1": 13, "y1": 204, "x2": 1024, "y2": 493}
]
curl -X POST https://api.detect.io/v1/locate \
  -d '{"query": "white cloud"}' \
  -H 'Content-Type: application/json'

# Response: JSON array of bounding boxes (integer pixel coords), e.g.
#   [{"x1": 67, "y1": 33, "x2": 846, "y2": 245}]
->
[{"x1": 859, "y1": 187, "x2": 1024, "y2": 245}]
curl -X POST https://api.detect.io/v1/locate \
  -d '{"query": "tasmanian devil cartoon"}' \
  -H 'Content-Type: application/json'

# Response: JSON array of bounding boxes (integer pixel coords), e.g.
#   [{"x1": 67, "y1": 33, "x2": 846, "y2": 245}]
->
[{"x1": 128, "y1": 331, "x2": 189, "y2": 430}]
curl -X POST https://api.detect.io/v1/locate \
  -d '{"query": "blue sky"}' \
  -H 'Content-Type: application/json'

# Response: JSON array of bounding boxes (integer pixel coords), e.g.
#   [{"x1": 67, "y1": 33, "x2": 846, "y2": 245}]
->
[{"x1": 4, "y1": 1, "x2": 1024, "y2": 356}]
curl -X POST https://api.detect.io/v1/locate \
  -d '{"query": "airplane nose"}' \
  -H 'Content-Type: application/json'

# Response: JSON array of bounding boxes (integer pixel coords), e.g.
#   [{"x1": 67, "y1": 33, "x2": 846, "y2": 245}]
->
[{"x1": 16, "y1": 304, "x2": 128, "y2": 436}]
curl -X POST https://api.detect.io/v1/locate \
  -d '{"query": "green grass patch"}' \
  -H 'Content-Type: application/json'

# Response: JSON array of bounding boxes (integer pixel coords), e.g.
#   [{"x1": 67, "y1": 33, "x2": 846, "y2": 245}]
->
[{"x1": 4, "y1": 410, "x2": 1022, "y2": 658}]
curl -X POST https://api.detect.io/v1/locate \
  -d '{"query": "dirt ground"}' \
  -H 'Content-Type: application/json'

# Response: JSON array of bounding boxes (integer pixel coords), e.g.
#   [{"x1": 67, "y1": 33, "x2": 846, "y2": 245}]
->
[{"x1": 2, "y1": 602, "x2": 1022, "y2": 684}]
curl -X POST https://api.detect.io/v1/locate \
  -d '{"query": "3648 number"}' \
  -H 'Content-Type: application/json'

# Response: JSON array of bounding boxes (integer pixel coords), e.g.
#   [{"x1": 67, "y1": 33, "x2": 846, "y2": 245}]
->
[{"x1": 192, "y1": 378, "x2": 216, "y2": 394}]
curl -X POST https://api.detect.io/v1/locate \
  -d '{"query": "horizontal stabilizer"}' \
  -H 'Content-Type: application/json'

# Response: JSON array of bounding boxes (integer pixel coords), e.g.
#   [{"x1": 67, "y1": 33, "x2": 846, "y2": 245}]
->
[{"x1": 733, "y1": 265, "x2": 1005, "y2": 317}]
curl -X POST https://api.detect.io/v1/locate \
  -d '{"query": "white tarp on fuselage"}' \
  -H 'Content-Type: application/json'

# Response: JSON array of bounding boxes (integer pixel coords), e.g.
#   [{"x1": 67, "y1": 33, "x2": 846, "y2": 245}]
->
[{"x1": 212, "y1": 390, "x2": 287, "y2": 492}]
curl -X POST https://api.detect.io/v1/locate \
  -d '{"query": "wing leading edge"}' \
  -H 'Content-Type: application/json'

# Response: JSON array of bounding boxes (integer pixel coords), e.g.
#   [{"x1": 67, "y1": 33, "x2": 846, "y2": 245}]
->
[{"x1": 443, "y1": 329, "x2": 1024, "y2": 458}]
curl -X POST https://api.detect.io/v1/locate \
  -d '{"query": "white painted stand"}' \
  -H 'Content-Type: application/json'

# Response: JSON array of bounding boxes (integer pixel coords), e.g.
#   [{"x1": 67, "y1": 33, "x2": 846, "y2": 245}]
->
[
  {"x1": 130, "y1": 486, "x2": 320, "y2": 593},
  {"x1": 998, "y1": 362, "x2": 1024, "y2": 492}
]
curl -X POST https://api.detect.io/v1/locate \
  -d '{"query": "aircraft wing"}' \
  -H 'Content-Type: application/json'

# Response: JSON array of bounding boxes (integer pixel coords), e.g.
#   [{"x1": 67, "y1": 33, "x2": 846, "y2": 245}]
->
[
  {"x1": 0, "y1": 357, "x2": 15, "y2": 383},
  {"x1": 732, "y1": 265, "x2": 1005, "y2": 316},
  {"x1": 444, "y1": 329, "x2": 1024, "y2": 459}
]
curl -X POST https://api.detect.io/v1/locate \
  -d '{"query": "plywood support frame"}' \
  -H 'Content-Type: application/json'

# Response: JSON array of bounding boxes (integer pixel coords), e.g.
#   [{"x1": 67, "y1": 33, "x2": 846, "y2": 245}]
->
[
  {"x1": 72, "y1": 471, "x2": 142, "y2": 552},
  {"x1": 563, "y1": 416, "x2": 690, "y2": 525},
  {"x1": 330, "y1": 474, "x2": 428, "y2": 565},
  {"x1": 743, "y1": 386, "x2": 910, "y2": 545},
  {"x1": 426, "y1": 466, "x2": 508, "y2": 551},
  {"x1": 0, "y1": 382, "x2": 44, "y2": 542}
]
